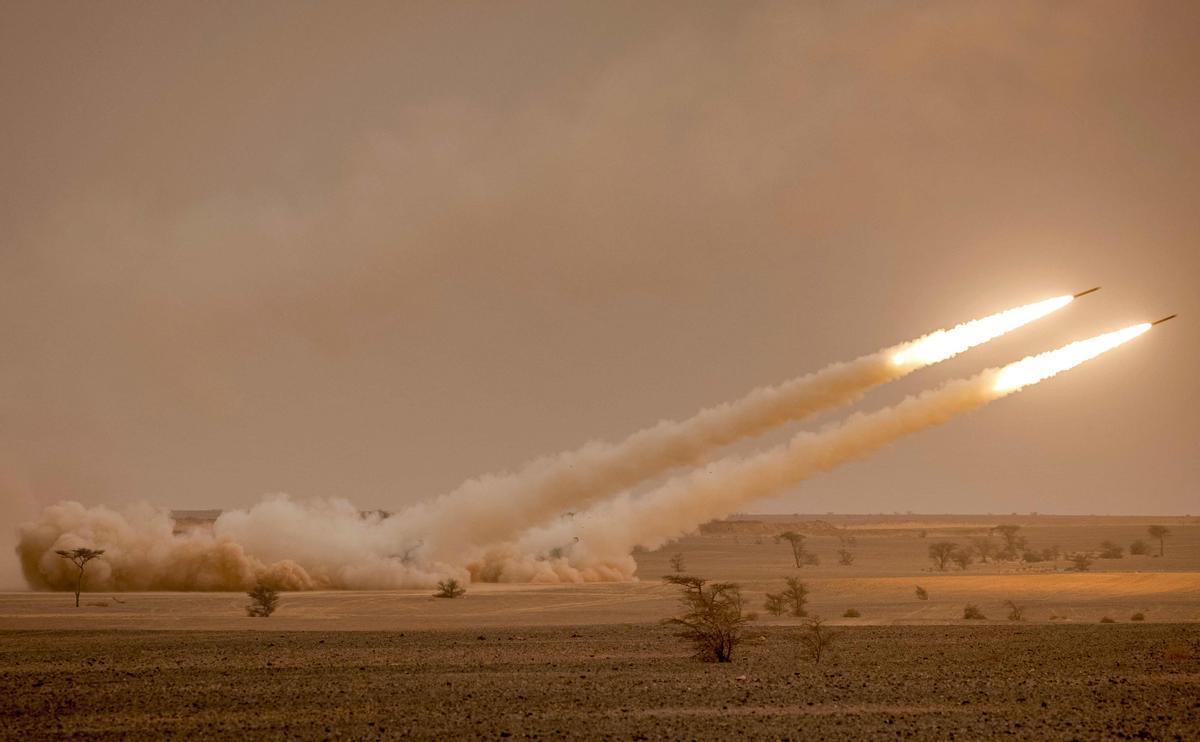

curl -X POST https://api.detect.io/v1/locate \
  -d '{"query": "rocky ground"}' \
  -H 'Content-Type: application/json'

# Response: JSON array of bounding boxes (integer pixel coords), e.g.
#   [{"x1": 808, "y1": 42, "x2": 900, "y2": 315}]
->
[{"x1": 2, "y1": 624, "x2": 1197, "y2": 739}]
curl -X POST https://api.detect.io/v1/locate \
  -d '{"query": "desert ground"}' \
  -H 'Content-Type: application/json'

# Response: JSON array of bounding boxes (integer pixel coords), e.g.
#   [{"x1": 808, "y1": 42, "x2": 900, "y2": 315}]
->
[{"x1": 2, "y1": 515, "x2": 1198, "y2": 738}]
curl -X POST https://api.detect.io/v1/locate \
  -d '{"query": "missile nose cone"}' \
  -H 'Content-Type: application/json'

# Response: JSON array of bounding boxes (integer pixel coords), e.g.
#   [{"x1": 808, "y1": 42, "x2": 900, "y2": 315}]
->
[
  {"x1": 1072, "y1": 286, "x2": 1101, "y2": 298},
  {"x1": 1151, "y1": 314, "x2": 1177, "y2": 326}
]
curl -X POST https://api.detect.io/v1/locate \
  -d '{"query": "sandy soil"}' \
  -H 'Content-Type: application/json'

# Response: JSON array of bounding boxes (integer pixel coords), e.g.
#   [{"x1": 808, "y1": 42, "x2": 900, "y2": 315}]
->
[
  {"x1": 2, "y1": 625, "x2": 1197, "y2": 739},
  {"x1": 3, "y1": 515, "x2": 1197, "y2": 738}
]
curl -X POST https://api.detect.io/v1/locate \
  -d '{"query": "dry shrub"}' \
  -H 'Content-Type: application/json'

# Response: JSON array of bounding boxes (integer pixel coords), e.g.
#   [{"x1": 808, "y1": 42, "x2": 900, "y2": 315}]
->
[
  {"x1": 842, "y1": 608, "x2": 861, "y2": 618},
  {"x1": 914, "y1": 585, "x2": 928, "y2": 601},
  {"x1": 798, "y1": 616, "x2": 838, "y2": 664},
  {"x1": 963, "y1": 604, "x2": 986, "y2": 620},
  {"x1": 246, "y1": 582, "x2": 279, "y2": 617},
  {"x1": 663, "y1": 575, "x2": 752, "y2": 663},
  {"x1": 434, "y1": 579, "x2": 466, "y2": 598},
  {"x1": 1130, "y1": 612, "x2": 1145, "y2": 622},
  {"x1": 1099, "y1": 616, "x2": 1116, "y2": 623},
  {"x1": 1004, "y1": 600, "x2": 1025, "y2": 621}
]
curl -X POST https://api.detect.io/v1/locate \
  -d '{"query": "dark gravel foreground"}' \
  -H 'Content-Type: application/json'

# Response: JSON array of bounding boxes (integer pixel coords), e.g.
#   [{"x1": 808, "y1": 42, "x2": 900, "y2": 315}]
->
[{"x1": 1, "y1": 625, "x2": 1197, "y2": 740}]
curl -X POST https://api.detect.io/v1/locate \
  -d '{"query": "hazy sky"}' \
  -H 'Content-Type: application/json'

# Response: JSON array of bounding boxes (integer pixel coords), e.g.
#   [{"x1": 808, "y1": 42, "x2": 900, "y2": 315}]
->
[{"x1": 2, "y1": 0, "x2": 1197, "y2": 539}]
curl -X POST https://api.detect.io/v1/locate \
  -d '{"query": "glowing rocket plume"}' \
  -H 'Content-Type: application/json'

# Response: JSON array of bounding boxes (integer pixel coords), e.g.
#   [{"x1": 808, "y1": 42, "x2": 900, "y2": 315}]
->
[
  {"x1": 491, "y1": 323, "x2": 1149, "y2": 581},
  {"x1": 401, "y1": 294, "x2": 1078, "y2": 562}
]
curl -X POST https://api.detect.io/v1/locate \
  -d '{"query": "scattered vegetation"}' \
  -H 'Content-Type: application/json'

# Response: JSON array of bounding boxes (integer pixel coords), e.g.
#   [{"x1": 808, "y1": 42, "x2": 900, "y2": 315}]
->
[
  {"x1": 993, "y1": 524, "x2": 1026, "y2": 560},
  {"x1": 663, "y1": 575, "x2": 752, "y2": 662},
  {"x1": 1131, "y1": 612, "x2": 1146, "y2": 622},
  {"x1": 669, "y1": 553, "x2": 686, "y2": 573},
  {"x1": 763, "y1": 592, "x2": 786, "y2": 616},
  {"x1": 1163, "y1": 642, "x2": 1194, "y2": 662},
  {"x1": 927, "y1": 541, "x2": 957, "y2": 571},
  {"x1": 781, "y1": 577, "x2": 810, "y2": 617},
  {"x1": 837, "y1": 548, "x2": 855, "y2": 566},
  {"x1": 842, "y1": 608, "x2": 861, "y2": 618},
  {"x1": 969, "y1": 535, "x2": 996, "y2": 563},
  {"x1": 1004, "y1": 600, "x2": 1026, "y2": 621},
  {"x1": 1098, "y1": 540, "x2": 1124, "y2": 559},
  {"x1": 1147, "y1": 525, "x2": 1171, "y2": 556},
  {"x1": 55, "y1": 547, "x2": 106, "y2": 608},
  {"x1": 797, "y1": 616, "x2": 838, "y2": 664},
  {"x1": 1129, "y1": 539, "x2": 1150, "y2": 556},
  {"x1": 950, "y1": 548, "x2": 974, "y2": 571},
  {"x1": 434, "y1": 578, "x2": 467, "y2": 599},
  {"x1": 962, "y1": 604, "x2": 986, "y2": 620},
  {"x1": 246, "y1": 582, "x2": 279, "y2": 617},
  {"x1": 1068, "y1": 553, "x2": 1094, "y2": 572},
  {"x1": 914, "y1": 585, "x2": 928, "y2": 601}
]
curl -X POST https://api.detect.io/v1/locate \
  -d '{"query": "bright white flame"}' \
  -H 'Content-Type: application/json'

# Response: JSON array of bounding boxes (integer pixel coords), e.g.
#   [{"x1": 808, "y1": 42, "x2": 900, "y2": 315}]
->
[
  {"x1": 891, "y1": 295, "x2": 1074, "y2": 367},
  {"x1": 992, "y1": 323, "x2": 1151, "y2": 393}
]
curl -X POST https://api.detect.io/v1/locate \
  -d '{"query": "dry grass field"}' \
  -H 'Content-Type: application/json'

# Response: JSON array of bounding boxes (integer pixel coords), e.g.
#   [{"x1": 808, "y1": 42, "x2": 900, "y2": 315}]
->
[{"x1": 2, "y1": 515, "x2": 1197, "y2": 738}]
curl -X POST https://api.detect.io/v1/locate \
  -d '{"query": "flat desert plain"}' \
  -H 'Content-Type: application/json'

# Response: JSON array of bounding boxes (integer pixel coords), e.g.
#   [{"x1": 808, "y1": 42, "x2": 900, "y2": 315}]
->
[{"x1": 2, "y1": 515, "x2": 1198, "y2": 738}]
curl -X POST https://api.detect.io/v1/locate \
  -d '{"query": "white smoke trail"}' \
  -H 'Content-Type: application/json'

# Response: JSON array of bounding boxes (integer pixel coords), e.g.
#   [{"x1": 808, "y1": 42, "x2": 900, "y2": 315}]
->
[
  {"x1": 12, "y1": 295, "x2": 1085, "y2": 591},
  {"x1": 481, "y1": 323, "x2": 1150, "y2": 581},
  {"x1": 401, "y1": 295, "x2": 1075, "y2": 562}
]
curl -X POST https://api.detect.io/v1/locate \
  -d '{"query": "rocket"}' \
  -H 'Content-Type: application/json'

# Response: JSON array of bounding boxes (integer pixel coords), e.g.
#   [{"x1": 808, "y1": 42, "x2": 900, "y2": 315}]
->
[
  {"x1": 1151, "y1": 314, "x2": 1177, "y2": 326},
  {"x1": 1073, "y1": 287, "x2": 1101, "y2": 298}
]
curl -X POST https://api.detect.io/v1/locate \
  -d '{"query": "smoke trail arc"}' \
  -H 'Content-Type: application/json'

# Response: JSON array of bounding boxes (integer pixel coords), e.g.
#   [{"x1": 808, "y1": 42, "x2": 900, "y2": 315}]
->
[
  {"x1": 489, "y1": 323, "x2": 1150, "y2": 581},
  {"x1": 405, "y1": 294, "x2": 1078, "y2": 562}
]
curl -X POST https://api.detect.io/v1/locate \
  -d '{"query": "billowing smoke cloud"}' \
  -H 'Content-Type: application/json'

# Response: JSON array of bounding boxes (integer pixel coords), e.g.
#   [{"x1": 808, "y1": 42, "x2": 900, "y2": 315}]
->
[
  {"x1": 476, "y1": 324, "x2": 1151, "y2": 581},
  {"x1": 394, "y1": 294, "x2": 1073, "y2": 563},
  {"x1": 18, "y1": 497, "x2": 462, "y2": 592}
]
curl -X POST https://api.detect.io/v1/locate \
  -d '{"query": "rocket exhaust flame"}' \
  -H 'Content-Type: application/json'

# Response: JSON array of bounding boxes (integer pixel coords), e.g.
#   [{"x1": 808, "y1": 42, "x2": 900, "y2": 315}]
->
[{"x1": 889, "y1": 295, "x2": 1074, "y2": 367}]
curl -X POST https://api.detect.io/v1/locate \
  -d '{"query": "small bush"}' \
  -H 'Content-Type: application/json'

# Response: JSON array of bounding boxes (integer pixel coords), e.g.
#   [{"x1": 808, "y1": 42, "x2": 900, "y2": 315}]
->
[
  {"x1": 837, "y1": 549, "x2": 855, "y2": 566},
  {"x1": 669, "y1": 553, "x2": 686, "y2": 573},
  {"x1": 1130, "y1": 612, "x2": 1145, "y2": 622},
  {"x1": 1068, "y1": 553, "x2": 1093, "y2": 572},
  {"x1": 963, "y1": 604, "x2": 986, "y2": 620},
  {"x1": 1099, "y1": 616, "x2": 1116, "y2": 623},
  {"x1": 246, "y1": 583, "x2": 279, "y2": 617},
  {"x1": 1004, "y1": 600, "x2": 1025, "y2": 621},
  {"x1": 798, "y1": 616, "x2": 838, "y2": 664},
  {"x1": 1098, "y1": 541, "x2": 1124, "y2": 559},
  {"x1": 1129, "y1": 540, "x2": 1150, "y2": 556},
  {"x1": 1020, "y1": 550, "x2": 1043, "y2": 563},
  {"x1": 914, "y1": 585, "x2": 928, "y2": 601},
  {"x1": 763, "y1": 592, "x2": 786, "y2": 617},
  {"x1": 434, "y1": 578, "x2": 466, "y2": 598},
  {"x1": 842, "y1": 608, "x2": 861, "y2": 618}
]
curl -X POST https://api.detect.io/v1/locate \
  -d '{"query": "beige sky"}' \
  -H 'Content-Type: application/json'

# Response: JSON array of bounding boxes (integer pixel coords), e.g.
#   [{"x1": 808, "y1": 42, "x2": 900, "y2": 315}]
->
[{"x1": 1, "y1": 0, "x2": 1197, "y2": 542}]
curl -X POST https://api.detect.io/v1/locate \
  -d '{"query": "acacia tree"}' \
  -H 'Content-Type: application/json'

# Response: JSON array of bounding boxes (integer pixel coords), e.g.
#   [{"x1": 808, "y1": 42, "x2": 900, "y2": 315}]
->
[
  {"x1": 662, "y1": 575, "x2": 752, "y2": 662},
  {"x1": 993, "y1": 524, "x2": 1025, "y2": 560},
  {"x1": 969, "y1": 535, "x2": 996, "y2": 563},
  {"x1": 434, "y1": 579, "x2": 466, "y2": 598},
  {"x1": 927, "y1": 542, "x2": 957, "y2": 571},
  {"x1": 55, "y1": 548, "x2": 105, "y2": 607},
  {"x1": 776, "y1": 531, "x2": 809, "y2": 568},
  {"x1": 1147, "y1": 525, "x2": 1171, "y2": 557}
]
